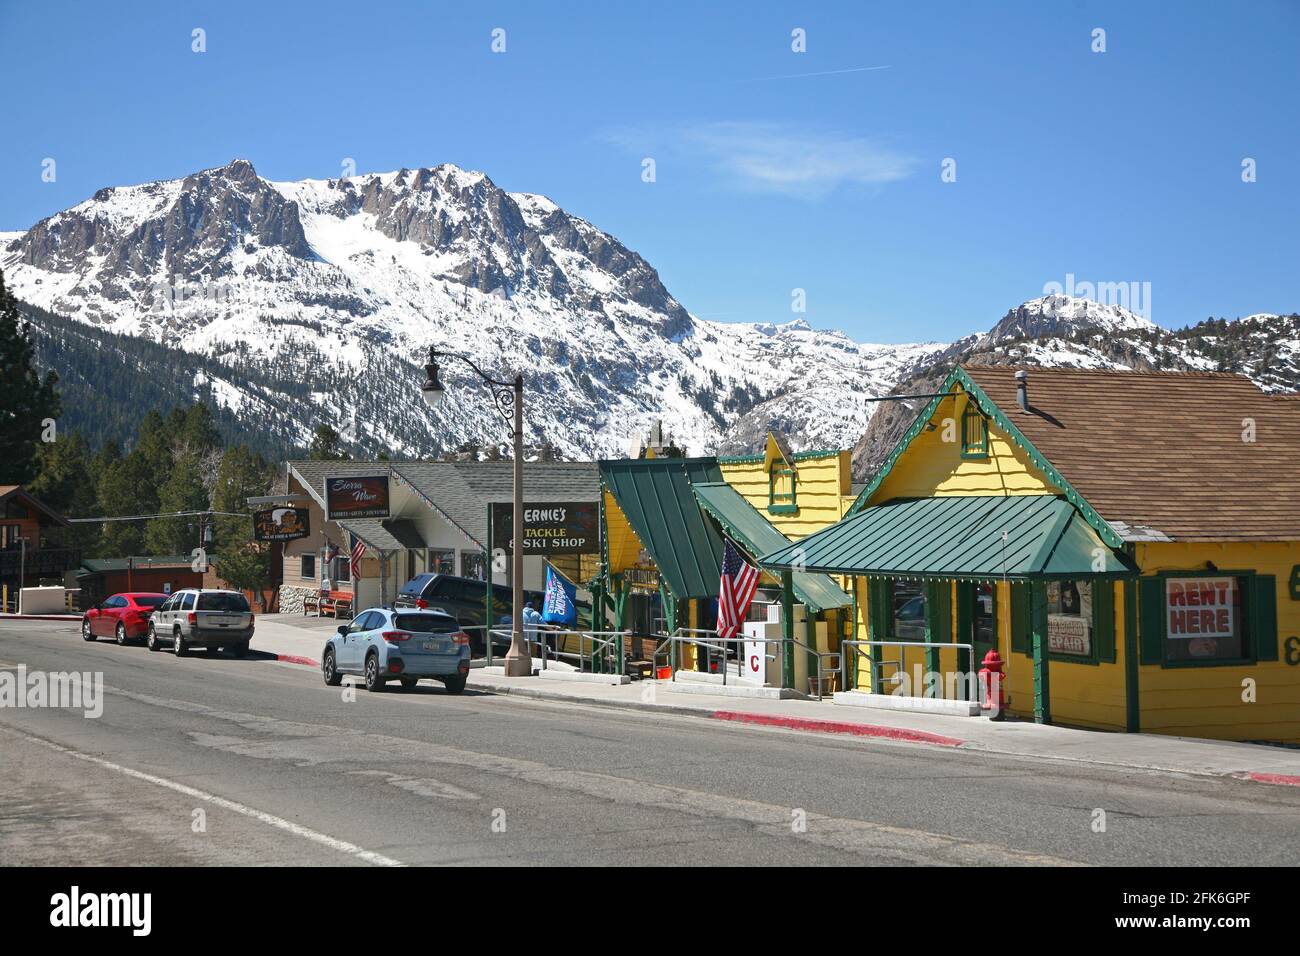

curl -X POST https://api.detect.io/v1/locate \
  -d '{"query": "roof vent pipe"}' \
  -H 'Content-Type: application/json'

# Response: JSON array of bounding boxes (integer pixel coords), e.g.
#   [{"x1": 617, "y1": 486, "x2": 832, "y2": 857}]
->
[{"x1": 1015, "y1": 370, "x2": 1028, "y2": 411}]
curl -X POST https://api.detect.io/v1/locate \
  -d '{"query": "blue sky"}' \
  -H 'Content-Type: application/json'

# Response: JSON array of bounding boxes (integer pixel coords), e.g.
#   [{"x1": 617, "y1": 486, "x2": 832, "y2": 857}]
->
[{"x1": 1, "y1": 0, "x2": 1296, "y2": 342}]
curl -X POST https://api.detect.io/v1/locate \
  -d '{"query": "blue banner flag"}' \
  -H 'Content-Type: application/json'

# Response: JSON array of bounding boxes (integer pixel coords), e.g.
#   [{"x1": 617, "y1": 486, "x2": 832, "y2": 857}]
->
[{"x1": 541, "y1": 565, "x2": 577, "y2": 625}]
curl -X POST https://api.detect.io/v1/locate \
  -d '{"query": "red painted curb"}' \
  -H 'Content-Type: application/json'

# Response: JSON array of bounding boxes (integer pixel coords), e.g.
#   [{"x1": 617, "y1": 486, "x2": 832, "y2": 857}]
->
[
  {"x1": 0, "y1": 614, "x2": 82, "y2": 622},
  {"x1": 274, "y1": 653, "x2": 319, "y2": 668},
  {"x1": 710, "y1": 710, "x2": 966, "y2": 747},
  {"x1": 1240, "y1": 771, "x2": 1300, "y2": 788}
]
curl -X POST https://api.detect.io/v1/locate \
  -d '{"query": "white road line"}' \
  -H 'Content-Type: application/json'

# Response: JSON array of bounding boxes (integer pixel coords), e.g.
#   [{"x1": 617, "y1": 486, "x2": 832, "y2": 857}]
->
[{"x1": 0, "y1": 725, "x2": 405, "y2": 867}]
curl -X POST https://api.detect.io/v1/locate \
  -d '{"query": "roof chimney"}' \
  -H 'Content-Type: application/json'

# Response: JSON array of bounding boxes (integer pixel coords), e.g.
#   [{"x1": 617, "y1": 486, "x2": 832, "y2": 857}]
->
[{"x1": 1015, "y1": 369, "x2": 1028, "y2": 411}]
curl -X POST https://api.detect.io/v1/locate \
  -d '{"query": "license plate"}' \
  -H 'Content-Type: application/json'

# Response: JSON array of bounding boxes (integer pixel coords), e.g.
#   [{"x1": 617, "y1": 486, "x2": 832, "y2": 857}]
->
[{"x1": 422, "y1": 641, "x2": 441, "y2": 652}]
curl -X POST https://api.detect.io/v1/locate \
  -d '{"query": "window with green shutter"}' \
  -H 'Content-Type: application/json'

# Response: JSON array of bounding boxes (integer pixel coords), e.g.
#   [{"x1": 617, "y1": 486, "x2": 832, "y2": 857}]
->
[{"x1": 1138, "y1": 572, "x2": 1275, "y2": 667}]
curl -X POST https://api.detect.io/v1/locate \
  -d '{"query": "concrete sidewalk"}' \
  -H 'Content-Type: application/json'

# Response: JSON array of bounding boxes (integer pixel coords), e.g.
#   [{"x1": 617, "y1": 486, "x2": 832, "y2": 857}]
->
[{"x1": 249, "y1": 613, "x2": 1300, "y2": 786}]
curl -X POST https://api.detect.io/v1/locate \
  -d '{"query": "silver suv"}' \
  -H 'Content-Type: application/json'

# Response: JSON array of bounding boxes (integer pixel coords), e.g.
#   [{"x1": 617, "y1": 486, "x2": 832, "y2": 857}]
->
[{"x1": 147, "y1": 589, "x2": 255, "y2": 657}]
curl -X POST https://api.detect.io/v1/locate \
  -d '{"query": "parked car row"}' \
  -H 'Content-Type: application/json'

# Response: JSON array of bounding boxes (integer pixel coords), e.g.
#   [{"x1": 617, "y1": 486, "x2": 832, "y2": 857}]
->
[{"x1": 82, "y1": 589, "x2": 255, "y2": 657}]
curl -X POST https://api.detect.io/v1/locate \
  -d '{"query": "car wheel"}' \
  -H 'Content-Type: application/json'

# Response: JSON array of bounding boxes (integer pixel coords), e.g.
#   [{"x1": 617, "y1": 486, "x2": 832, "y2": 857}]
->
[
  {"x1": 363, "y1": 652, "x2": 385, "y2": 692},
  {"x1": 400, "y1": 677, "x2": 418, "y2": 691},
  {"x1": 81, "y1": 619, "x2": 95, "y2": 642},
  {"x1": 115, "y1": 623, "x2": 128, "y2": 646},
  {"x1": 441, "y1": 673, "x2": 467, "y2": 695},
  {"x1": 229, "y1": 643, "x2": 247, "y2": 659},
  {"x1": 322, "y1": 647, "x2": 342, "y2": 686},
  {"x1": 147, "y1": 624, "x2": 160, "y2": 652},
  {"x1": 173, "y1": 628, "x2": 188, "y2": 657}
]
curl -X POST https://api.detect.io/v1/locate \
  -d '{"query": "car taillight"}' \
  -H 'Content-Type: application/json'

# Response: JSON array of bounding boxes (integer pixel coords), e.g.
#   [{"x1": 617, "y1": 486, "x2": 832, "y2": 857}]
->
[
  {"x1": 415, "y1": 599, "x2": 428, "y2": 609},
  {"x1": 382, "y1": 630, "x2": 411, "y2": 643},
  {"x1": 188, "y1": 612, "x2": 197, "y2": 624},
  {"x1": 452, "y1": 631, "x2": 470, "y2": 646}
]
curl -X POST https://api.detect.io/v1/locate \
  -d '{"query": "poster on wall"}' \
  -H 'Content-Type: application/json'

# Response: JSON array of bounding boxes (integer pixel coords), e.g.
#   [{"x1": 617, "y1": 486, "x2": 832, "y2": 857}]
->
[
  {"x1": 325, "y1": 475, "x2": 390, "y2": 520},
  {"x1": 1047, "y1": 615, "x2": 1091, "y2": 656},
  {"x1": 490, "y1": 501, "x2": 599, "y2": 555},
  {"x1": 253, "y1": 507, "x2": 310, "y2": 541}
]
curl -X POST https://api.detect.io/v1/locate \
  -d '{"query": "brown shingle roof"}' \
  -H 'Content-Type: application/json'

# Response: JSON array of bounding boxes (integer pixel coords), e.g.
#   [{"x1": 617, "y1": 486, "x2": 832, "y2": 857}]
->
[{"x1": 961, "y1": 365, "x2": 1300, "y2": 542}]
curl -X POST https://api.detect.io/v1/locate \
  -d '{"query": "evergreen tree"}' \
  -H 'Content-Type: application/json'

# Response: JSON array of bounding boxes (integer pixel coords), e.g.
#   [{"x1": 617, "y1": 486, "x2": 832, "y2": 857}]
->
[
  {"x1": 145, "y1": 452, "x2": 209, "y2": 555},
  {"x1": 0, "y1": 267, "x2": 61, "y2": 484},
  {"x1": 307, "y1": 424, "x2": 348, "y2": 460},
  {"x1": 214, "y1": 539, "x2": 274, "y2": 610},
  {"x1": 97, "y1": 449, "x2": 153, "y2": 557},
  {"x1": 28, "y1": 432, "x2": 100, "y2": 553},
  {"x1": 211, "y1": 445, "x2": 268, "y2": 553}
]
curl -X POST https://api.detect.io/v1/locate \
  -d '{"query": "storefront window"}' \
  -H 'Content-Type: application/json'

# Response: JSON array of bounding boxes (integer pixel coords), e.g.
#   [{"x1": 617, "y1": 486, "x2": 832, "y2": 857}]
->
[
  {"x1": 429, "y1": 549, "x2": 455, "y2": 575},
  {"x1": 1164, "y1": 576, "x2": 1245, "y2": 662},
  {"x1": 973, "y1": 582, "x2": 996, "y2": 645},
  {"x1": 892, "y1": 581, "x2": 926, "y2": 641},
  {"x1": 332, "y1": 555, "x2": 351, "y2": 583},
  {"x1": 300, "y1": 554, "x2": 315, "y2": 580},
  {"x1": 461, "y1": 550, "x2": 486, "y2": 581},
  {"x1": 1046, "y1": 580, "x2": 1092, "y2": 658}
]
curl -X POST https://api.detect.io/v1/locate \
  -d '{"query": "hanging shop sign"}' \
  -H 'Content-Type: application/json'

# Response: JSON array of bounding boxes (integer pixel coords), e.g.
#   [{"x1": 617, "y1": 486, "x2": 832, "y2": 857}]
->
[
  {"x1": 1166, "y1": 577, "x2": 1236, "y2": 640},
  {"x1": 491, "y1": 501, "x2": 599, "y2": 555},
  {"x1": 253, "y1": 507, "x2": 311, "y2": 542},
  {"x1": 325, "y1": 475, "x2": 390, "y2": 520}
]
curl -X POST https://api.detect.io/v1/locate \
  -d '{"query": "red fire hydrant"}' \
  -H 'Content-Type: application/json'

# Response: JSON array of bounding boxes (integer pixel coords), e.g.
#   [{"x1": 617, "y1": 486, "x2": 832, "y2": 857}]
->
[{"x1": 978, "y1": 650, "x2": 1009, "y2": 720}]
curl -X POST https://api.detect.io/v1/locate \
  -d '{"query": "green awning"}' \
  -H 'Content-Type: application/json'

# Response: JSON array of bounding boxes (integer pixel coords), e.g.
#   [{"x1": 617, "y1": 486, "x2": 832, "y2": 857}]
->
[
  {"x1": 599, "y1": 458, "x2": 726, "y2": 600},
  {"x1": 758, "y1": 495, "x2": 1137, "y2": 580},
  {"x1": 691, "y1": 482, "x2": 851, "y2": 613}
]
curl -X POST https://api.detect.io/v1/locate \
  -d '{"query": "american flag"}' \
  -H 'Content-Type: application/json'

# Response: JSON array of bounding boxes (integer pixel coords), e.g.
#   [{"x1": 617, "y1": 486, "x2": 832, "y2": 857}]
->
[
  {"x1": 717, "y1": 539, "x2": 759, "y2": 640},
  {"x1": 349, "y1": 532, "x2": 366, "y2": 581}
]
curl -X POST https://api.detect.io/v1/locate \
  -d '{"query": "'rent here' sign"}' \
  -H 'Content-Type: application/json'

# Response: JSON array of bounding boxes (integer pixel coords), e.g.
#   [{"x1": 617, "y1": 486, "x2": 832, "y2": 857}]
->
[{"x1": 1166, "y1": 577, "x2": 1237, "y2": 638}]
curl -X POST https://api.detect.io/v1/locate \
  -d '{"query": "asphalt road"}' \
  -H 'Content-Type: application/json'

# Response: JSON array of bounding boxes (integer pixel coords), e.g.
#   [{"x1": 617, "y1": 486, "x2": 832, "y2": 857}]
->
[{"x1": 2, "y1": 620, "x2": 1298, "y2": 866}]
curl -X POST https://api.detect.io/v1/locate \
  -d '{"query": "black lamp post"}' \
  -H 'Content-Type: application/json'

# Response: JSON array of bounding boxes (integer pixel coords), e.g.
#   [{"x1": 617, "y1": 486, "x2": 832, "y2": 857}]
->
[{"x1": 421, "y1": 347, "x2": 530, "y2": 677}]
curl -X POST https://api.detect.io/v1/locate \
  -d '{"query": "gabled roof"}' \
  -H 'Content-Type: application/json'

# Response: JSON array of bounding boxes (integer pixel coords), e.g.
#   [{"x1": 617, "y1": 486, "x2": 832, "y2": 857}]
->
[
  {"x1": 692, "y1": 482, "x2": 851, "y2": 611},
  {"x1": 285, "y1": 460, "x2": 600, "y2": 549},
  {"x1": 851, "y1": 365, "x2": 1300, "y2": 543},
  {"x1": 962, "y1": 366, "x2": 1300, "y2": 542},
  {"x1": 599, "y1": 457, "x2": 725, "y2": 600},
  {"x1": 0, "y1": 485, "x2": 71, "y2": 527},
  {"x1": 760, "y1": 495, "x2": 1135, "y2": 580}
]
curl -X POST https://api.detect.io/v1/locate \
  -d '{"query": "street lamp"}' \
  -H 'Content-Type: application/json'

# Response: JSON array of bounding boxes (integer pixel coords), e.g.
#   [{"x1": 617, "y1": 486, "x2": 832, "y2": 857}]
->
[{"x1": 420, "y1": 346, "x2": 530, "y2": 677}]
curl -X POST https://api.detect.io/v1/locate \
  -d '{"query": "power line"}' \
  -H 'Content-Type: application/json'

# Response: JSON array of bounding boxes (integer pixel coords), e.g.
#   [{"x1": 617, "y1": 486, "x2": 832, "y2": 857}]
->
[{"x1": 68, "y1": 510, "x2": 250, "y2": 524}]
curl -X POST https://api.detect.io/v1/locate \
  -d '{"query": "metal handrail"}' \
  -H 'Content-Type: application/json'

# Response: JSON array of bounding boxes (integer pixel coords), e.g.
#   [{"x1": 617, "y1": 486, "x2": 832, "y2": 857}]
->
[
  {"x1": 485, "y1": 626, "x2": 630, "y2": 674},
  {"x1": 839, "y1": 639, "x2": 977, "y2": 699},
  {"x1": 651, "y1": 629, "x2": 842, "y2": 700}
]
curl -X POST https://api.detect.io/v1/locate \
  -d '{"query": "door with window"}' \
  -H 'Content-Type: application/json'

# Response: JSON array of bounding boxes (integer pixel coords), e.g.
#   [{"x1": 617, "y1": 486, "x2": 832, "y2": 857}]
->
[{"x1": 958, "y1": 582, "x2": 998, "y2": 695}]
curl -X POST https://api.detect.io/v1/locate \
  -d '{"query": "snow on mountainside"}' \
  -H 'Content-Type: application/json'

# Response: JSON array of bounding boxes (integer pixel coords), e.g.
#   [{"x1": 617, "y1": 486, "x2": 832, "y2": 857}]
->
[
  {"x1": 3, "y1": 159, "x2": 1294, "y2": 466},
  {"x1": 2, "y1": 159, "x2": 944, "y2": 459}
]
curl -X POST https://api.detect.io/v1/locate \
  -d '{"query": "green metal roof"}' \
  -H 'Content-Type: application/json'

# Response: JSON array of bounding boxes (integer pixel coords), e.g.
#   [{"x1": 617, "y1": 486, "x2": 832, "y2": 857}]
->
[
  {"x1": 691, "y1": 482, "x2": 850, "y2": 613},
  {"x1": 759, "y1": 494, "x2": 1137, "y2": 580},
  {"x1": 599, "y1": 458, "x2": 725, "y2": 600}
]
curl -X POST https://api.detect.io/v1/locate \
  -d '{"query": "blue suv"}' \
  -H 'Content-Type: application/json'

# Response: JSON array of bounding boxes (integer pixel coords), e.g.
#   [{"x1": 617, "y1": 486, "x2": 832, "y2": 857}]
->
[{"x1": 322, "y1": 607, "x2": 471, "y2": 693}]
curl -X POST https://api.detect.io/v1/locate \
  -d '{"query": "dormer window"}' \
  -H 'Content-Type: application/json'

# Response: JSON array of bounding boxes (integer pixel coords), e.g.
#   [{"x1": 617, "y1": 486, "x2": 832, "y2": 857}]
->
[
  {"x1": 769, "y1": 462, "x2": 798, "y2": 514},
  {"x1": 961, "y1": 400, "x2": 989, "y2": 459}
]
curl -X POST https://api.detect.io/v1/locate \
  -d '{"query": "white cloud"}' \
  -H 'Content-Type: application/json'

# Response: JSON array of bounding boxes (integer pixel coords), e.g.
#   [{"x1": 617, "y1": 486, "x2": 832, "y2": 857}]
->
[{"x1": 604, "y1": 121, "x2": 916, "y2": 200}]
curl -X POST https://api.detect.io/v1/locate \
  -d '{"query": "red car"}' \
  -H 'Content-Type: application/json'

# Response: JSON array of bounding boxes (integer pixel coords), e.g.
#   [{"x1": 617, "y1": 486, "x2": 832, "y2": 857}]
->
[{"x1": 81, "y1": 592, "x2": 170, "y2": 646}]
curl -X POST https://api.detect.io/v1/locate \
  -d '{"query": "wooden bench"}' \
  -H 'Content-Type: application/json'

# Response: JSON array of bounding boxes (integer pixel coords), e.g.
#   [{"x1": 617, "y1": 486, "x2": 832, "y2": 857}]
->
[{"x1": 303, "y1": 589, "x2": 354, "y2": 619}]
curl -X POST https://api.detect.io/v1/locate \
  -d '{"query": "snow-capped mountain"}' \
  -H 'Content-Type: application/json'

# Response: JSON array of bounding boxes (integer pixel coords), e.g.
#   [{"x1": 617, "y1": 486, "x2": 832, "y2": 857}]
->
[
  {"x1": 3, "y1": 159, "x2": 1294, "y2": 467},
  {"x1": 1, "y1": 159, "x2": 946, "y2": 459}
]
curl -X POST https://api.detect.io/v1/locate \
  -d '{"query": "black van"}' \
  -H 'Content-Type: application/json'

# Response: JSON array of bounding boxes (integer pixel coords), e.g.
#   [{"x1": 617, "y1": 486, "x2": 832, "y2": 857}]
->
[{"x1": 393, "y1": 574, "x2": 541, "y2": 655}]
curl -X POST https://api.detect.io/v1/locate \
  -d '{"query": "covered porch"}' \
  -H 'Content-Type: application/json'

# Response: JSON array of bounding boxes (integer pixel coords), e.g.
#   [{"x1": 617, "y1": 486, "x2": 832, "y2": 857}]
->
[{"x1": 759, "y1": 493, "x2": 1137, "y2": 722}]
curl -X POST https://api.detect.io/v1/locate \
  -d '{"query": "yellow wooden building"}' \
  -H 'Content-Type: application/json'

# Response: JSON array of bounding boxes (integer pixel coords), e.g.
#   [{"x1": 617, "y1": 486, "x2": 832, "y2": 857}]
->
[
  {"x1": 760, "y1": 365, "x2": 1300, "y2": 744},
  {"x1": 592, "y1": 437, "x2": 854, "y2": 679}
]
